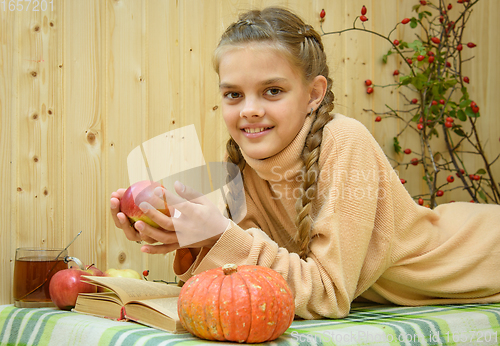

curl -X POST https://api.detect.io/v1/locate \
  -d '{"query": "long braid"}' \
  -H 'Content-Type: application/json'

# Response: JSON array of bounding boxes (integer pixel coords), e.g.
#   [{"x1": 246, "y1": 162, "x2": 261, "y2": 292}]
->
[
  {"x1": 224, "y1": 138, "x2": 246, "y2": 221},
  {"x1": 295, "y1": 86, "x2": 335, "y2": 259}
]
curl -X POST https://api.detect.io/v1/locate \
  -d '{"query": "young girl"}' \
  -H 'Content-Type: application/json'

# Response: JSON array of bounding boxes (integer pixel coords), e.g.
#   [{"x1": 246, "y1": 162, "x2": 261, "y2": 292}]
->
[{"x1": 110, "y1": 7, "x2": 500, "y2": 319}]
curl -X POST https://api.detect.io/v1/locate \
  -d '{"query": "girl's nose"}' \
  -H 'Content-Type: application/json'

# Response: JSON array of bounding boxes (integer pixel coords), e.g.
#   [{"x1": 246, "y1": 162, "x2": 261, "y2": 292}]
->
[{"x1": 240, "y1": 98, "x2": 265, "y2": 118}]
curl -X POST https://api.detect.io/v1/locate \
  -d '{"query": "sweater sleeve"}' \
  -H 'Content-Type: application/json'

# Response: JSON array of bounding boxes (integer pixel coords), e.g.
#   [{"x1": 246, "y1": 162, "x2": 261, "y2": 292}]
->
[{"x1": 174, "y1": 116, "x2": 396, "y2": 319}]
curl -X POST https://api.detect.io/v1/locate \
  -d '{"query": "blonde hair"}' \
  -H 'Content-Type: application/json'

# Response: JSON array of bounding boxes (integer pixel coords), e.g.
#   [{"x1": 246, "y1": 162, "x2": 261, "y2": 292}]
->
[{"x1": 216, "y1": 7, "x2": 335, "y2": 259}]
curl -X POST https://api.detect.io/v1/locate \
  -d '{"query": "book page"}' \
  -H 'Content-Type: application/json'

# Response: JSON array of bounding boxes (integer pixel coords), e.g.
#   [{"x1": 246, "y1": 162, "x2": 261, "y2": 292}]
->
[
  {"x1": 134, "y1": 297, "x2": 180, "y2": 319},
  {"x1": 73, "y1": 293, "x2": 124, "y2": 320},
  {"x1": 82, "y1": 276, "x2": 181, "y2": 304},
  {"x1": 78, "y1": 291, "x2": 123, "y2": 304},
  {"x1": 125, "y1": 297, "x2": 185, "y2": 333}
]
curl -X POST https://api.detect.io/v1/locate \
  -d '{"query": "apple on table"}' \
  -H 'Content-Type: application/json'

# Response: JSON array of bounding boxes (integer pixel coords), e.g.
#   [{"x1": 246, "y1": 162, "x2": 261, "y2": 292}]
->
[
  {"x1": 49, "y1": 262, "x2": 105, "y2": 311},
  {"x1": 105, "y1": 268, "x2": 142, "y2": 280}
]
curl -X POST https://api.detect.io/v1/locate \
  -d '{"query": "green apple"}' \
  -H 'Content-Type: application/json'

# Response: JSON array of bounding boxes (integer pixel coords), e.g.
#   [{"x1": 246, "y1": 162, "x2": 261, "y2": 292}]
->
[{"x1": 105, "y1": 268, "x2": 142, "y2": 280}]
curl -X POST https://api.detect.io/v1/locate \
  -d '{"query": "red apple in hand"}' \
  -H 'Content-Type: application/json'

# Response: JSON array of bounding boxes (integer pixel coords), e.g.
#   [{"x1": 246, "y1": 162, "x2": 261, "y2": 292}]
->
[
  {"x1": 120, "y1": 180, "x2": 171, "y2": 228},
  {"x1": 49, "y1": 268, "x2": 97, "y2": 310}
]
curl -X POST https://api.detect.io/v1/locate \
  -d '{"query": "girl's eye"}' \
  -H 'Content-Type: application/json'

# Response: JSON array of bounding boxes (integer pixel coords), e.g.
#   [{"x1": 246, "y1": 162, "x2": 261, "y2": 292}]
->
[
  {"x1": 266, "y1": 88, "x2": 282, "y2": 96},
  {"x1": 224, "y1": 92, "x2": 241, "y2": 99}
]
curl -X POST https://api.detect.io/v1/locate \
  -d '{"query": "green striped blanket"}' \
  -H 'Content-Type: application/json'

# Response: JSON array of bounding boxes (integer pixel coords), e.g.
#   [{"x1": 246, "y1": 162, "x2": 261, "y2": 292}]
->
[{"x1": 1, "y1": 303, "x2": 499, "y2": 345}]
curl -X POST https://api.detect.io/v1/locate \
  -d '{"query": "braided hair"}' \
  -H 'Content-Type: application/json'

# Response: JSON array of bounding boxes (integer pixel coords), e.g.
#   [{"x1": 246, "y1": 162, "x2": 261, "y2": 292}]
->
[{"x1": 214, "y1": 7, "x2": 335, "y2": 260}]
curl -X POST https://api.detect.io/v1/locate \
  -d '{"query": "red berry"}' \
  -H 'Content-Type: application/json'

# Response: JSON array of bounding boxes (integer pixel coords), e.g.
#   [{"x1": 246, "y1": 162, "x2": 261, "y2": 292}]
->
[
  {"x1": 417, "y1": 55, "x2": 425, "y2": 61},
  {"x1": 365, "y1": 79, "x2": 372, "y2": 86},
  {"x1": 432, "y1": 100, "x2": 438, "y2": 106},
  {"x1": 427, "y1": 51, "x2": 435, "y2": 56},
  {"x1": 393, "y1": 39, "x2": 400, "y2": 46},
  {"x1": 393, "y1": 70, "x2": 400, "y2": 76},
  {"x1": 375, "y1": 115, "x2": 382, "y2": 122},
  {"x1": 367, "y1": 87, "x2": 374, "y2": 94},
  {"x1": 472, "y1": 105, "x2": 479, "y2": 113},
  {"x1": 320, "y1": 9, "x2": 326, "y2": 19},
  {"x1": 445, "y1": 121, "x2": 453, "y2": 128},
  {"x1": 360, "y1": 15, "x2": 368, "y2": 22},
  {"x1": 469, "y1": 174, "x2": 475, "y2": 180},
  {"x1": 439, "y1": 16, "x2": 444, "y2": 23},
  {"x1": 447, "y1": 175, "x2": 455, "y2": 183},
  {"x1": 400, "y1": 178, "x2": 407, "y2": 184},
  {"x1": 440, "y1": 100, "x2": 446, "y2": 105},
  {"x1": 407, "y1": 58, "x2": 413, "y2": 65},
  {"x1": 143, "y1": 270, "x2": 149, "y2": 277},
  {"x1": 458, "y1": 0, "x2": 463, "y2": 3},
  {"x1": 419, "y1": 117, "x2": 424, "y2": 123},
  {"x1": 428, "y1": 56, "x2": 435, "y2": 63},
  {"x1": 470, "y1": 101, "x2": 477, "y2": 107},
  {"x1": 404, "y1": 148, "x2": 412, "y2": 154},
  {"x1": 474, "y1": 174, "x2": 481, "y2": 181},
  {"x1": 467, "y1": 42, "x2": 477, "y2": 48},
  {"x1": 448, "y1": 3, "x2": 453, "y2": 10},
  {"x1": 402, "y1": 18, "x2": 411, "y2": 24},
  {"x1": 418, "y1": 198, "x2": 424, "y2": 205},
  {"x1": 420, "y1": 0, "x2": 427, "y2": 4},
  {"x1": 361, "y1": 5, "x2": 367, "y2": 15},
  {"x1": 417, "y1": 123, "x2": 424, "y2": 130},
  {"x1": 446, "y1": 116, "x2": 454, "y2": 122},
  {"x1": 411, "y1": 158, "x2": 419, "y2": 166},
  {"x1": 446, "y1": 61, "x2": 451, "y2": 68},
  {"x1": 431, "y1": 37, "x2": 441, "y2": 44},
  {"x1": 436, "y1": 190, "x2": 444, "y2": 197},
  {"x1": 457, "y1": 44, "x2": 463, "y2": 51},
  {"x1": 456, "y1": 169, "x2": 465, "y2": 178},
  {"x1": 463, "y1": 76, "x2": 470, "y2": 84},
  {"x1": 411, "y1": 98, "x2": 418, "y2": 104}
]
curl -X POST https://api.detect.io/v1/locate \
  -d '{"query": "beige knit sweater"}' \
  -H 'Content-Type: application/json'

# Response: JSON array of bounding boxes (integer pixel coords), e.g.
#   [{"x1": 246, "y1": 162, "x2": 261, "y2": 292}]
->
[{"x1": 174, "y1": 114, "x2": 500, "y2": 319}]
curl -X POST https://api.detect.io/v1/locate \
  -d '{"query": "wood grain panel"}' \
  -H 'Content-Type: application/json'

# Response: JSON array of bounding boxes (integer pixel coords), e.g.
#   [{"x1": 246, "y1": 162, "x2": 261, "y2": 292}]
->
[
  {"x1": 460, "y1": 1, "x2": 500, "y2": 203},
  {"x1": 0, "y1": 5, "x2": 16, "y2": 305},
  {"x1": 1, "y1": 0, "x2": 498, "y2": 304},
  {"x1": 15, "y1": 4, "x2": 51, "y2": 246},
  {"x1": 105, "y1": 0, "x2": 145, "y2": 274},
  {"x1": 62, "y1": 0, "x2": 105, "y2": 270}
]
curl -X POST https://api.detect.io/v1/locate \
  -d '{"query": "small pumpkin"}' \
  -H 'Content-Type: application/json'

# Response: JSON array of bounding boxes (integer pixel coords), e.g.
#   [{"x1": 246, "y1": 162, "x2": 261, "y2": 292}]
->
[{"x1": 177, "y1": 263, "x2": 295, "y2": 343}]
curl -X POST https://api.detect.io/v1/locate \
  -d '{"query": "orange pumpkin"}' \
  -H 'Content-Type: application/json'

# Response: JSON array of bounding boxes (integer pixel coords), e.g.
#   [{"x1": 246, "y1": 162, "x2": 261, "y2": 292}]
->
[{"x1": 177, "y1": 263, "x2": 295, "y2": 343}]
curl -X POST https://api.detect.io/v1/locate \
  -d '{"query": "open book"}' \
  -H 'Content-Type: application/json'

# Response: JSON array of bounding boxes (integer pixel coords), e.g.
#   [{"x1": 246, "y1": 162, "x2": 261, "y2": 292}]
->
[{"x1": 73, "y1": 276, "x2": 185, "y2": 334}]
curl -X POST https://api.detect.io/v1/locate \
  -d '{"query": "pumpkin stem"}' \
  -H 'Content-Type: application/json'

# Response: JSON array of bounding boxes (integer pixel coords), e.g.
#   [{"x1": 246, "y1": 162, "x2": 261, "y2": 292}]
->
[{"x1": 222, "y1": 263, "x2": 238, "y2": 275}]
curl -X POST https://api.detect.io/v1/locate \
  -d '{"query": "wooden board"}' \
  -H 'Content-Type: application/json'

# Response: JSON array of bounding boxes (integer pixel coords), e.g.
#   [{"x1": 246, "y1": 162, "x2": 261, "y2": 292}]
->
[{"x1": 1, "y1": 0, "x2": 498, "y2": 304}]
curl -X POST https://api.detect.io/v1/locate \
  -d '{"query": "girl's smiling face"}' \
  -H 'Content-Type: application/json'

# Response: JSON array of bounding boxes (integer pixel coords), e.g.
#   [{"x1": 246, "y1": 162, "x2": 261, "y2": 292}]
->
[{"x1": 218, "y1": 44, "x2": 317, "y2": 160}]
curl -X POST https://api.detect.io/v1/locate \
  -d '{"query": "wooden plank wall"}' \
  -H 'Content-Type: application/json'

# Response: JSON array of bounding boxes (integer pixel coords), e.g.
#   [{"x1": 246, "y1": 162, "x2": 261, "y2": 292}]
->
[{"x1": 1, "y1": 0, "x2": 498, "y2": 304}]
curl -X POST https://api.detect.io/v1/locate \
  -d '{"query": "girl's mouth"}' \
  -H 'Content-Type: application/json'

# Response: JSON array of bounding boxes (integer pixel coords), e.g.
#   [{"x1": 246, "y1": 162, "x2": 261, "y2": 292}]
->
[{"x1": 242, "y1": 126, "x2": 274, "y2": 134}]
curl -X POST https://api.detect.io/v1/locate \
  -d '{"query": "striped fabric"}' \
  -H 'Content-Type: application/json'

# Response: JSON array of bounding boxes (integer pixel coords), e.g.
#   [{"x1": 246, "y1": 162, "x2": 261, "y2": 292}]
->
[{"x1": 1, "y1": 303, "x2": 500, "y2": 345}]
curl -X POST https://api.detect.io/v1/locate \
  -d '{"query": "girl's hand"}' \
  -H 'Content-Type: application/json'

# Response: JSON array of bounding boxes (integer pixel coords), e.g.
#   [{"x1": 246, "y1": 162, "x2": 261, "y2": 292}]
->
[
  {"x1": 134, "y1": 181, "x2": 229, "y2": 254},
  {"x1": 110, "y1": 188, "x2": 156, "y2": 244}
]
